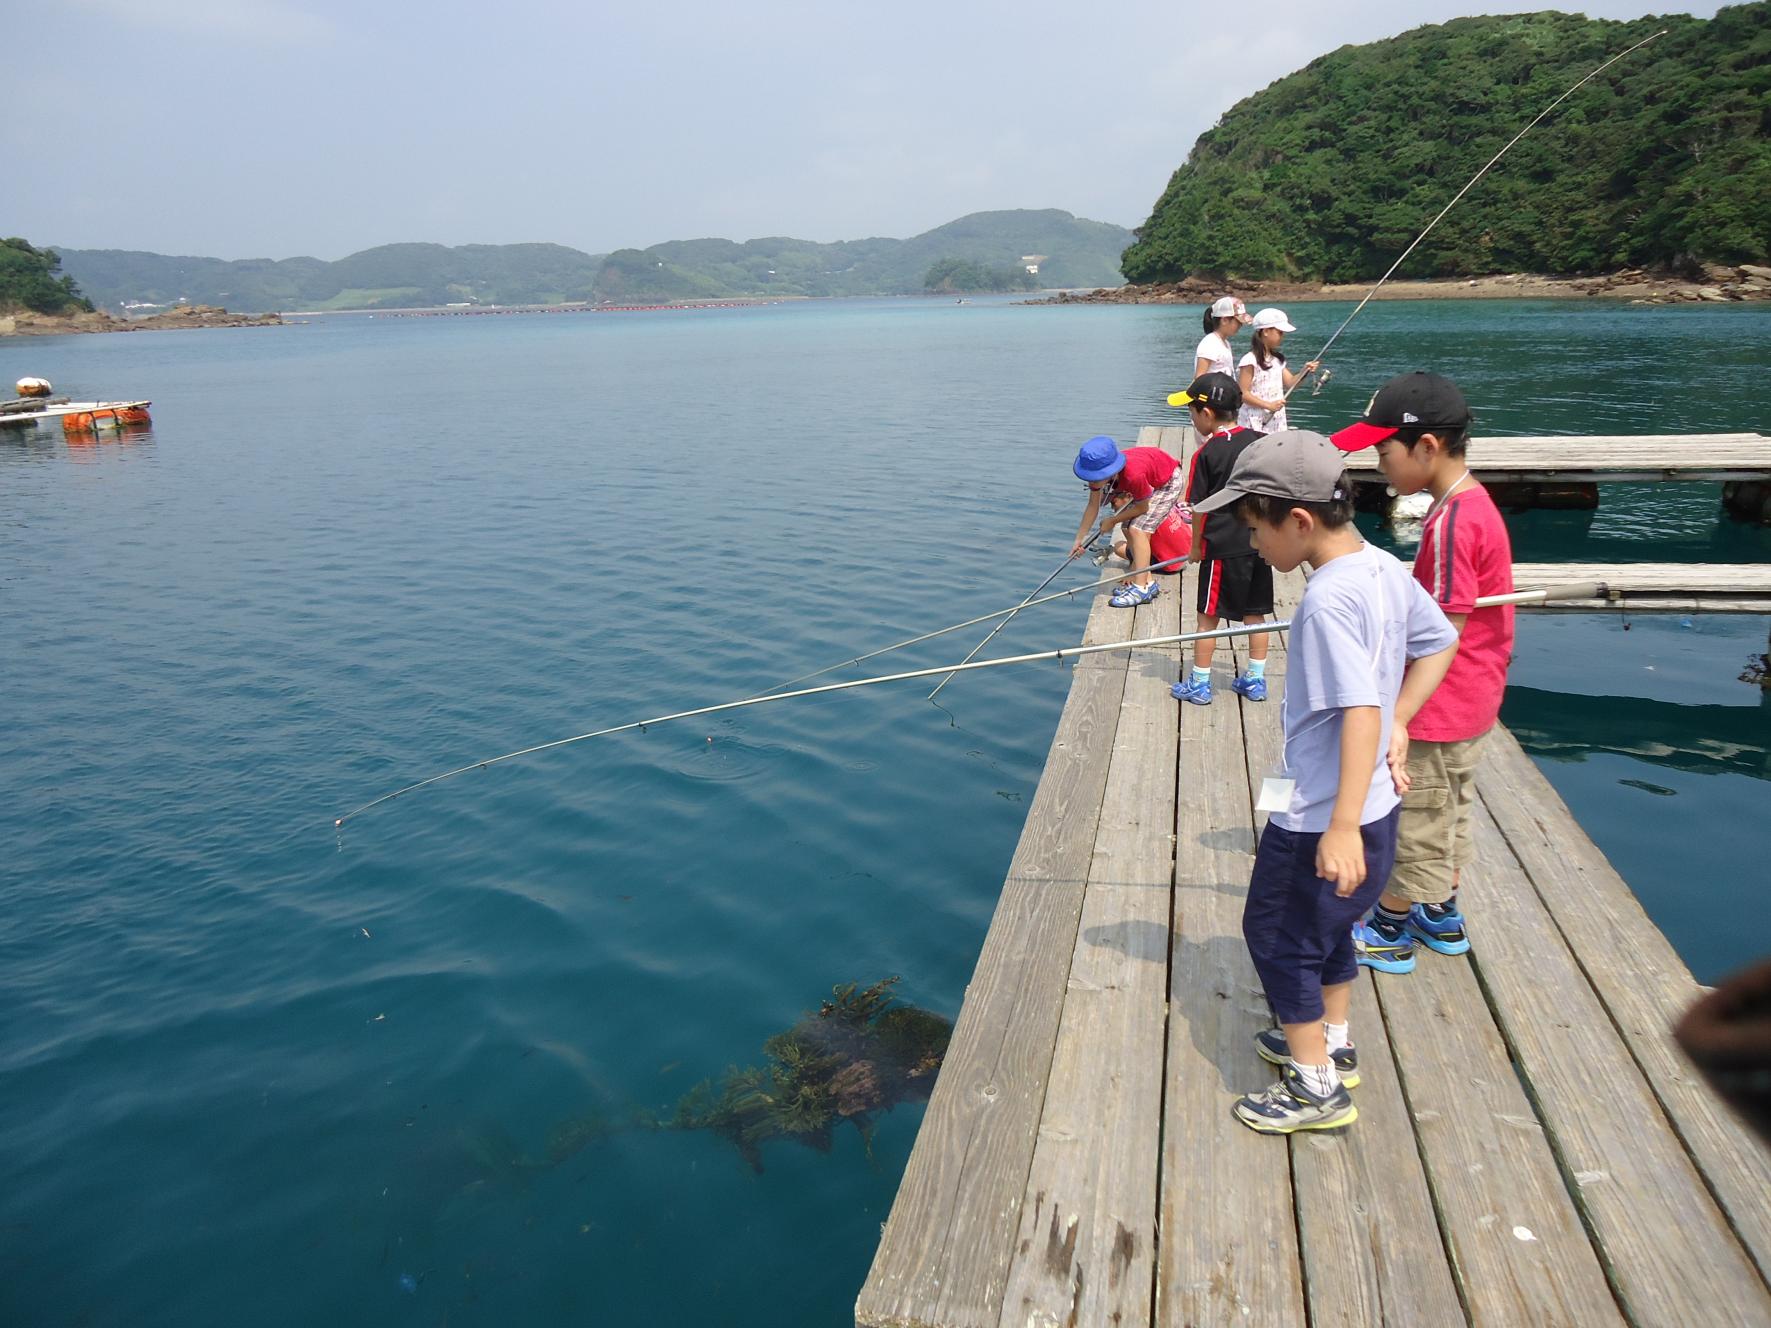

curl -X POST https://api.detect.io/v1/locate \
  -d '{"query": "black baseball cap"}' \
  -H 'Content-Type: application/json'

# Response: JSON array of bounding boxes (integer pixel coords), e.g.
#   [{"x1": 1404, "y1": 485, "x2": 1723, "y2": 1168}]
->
[
  {"x1": 1166, "y1": 371, "x2": 1242, "y2": 414},
  {"x1": 1331, "y1": 371, "x2": 1472, "y2": 452}
]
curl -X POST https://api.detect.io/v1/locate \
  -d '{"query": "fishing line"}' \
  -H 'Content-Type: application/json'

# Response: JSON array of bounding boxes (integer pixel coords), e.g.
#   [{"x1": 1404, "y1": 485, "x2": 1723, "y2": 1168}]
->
[
  {"x1": 1282, "y1": 28, "x2": 1668, "y2": 401},
  {"x1": 927, "y1": 532, "x2": 1103, "y2": 701},
  {"x1": 753, "y1": 546, "x2": 1189, "y2": 698},
  {"x1": 334, "y1": 582, "x2": 1603, "y2": 826}
]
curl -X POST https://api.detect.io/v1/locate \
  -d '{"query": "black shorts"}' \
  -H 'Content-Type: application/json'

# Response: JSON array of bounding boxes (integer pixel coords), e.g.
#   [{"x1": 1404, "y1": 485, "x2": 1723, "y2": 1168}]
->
[{"x1": 1197, "y1": 555, "x2": 1274, "y2": 620}]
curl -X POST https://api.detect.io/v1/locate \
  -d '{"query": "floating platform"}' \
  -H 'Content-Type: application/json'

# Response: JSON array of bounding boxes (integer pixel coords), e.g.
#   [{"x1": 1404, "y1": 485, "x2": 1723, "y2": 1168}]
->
[
  {"x1": 1339, "y1": 432, "x2": 1771, "y2": 485},
  {"x1": 858, "y1": 426, "x2": 1771, "y2": 1328}
]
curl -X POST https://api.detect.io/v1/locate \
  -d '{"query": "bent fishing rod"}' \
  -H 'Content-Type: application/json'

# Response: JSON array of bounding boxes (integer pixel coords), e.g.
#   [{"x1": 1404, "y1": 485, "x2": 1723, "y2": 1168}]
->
[
  {"x1": 1282, "y1": 28, "x2": 1668, "y2": 402},
  {"x1": 334, "y1": 581, "x2": 1604, "y2": 827}
]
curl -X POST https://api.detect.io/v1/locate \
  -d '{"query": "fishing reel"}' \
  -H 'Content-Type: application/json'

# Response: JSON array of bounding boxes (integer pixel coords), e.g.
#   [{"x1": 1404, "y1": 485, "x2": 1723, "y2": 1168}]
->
[{"x1": 1311, "y1": 367, "x2": 1334, "y2": 397}]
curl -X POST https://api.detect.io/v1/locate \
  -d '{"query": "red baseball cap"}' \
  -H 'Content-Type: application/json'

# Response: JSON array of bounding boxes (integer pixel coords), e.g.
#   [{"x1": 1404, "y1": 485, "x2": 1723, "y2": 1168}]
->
[{"x1": 1331, "y1": 372, "x2": 1472, "y2": 451}]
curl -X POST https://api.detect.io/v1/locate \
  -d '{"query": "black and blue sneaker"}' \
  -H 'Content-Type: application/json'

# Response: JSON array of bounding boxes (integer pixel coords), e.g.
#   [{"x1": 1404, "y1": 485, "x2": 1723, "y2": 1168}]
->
[
  {"x1": 1233, "y1": 1062, "x2": 1357, "y2": 1134},
  {"x1": 1352, "y1": 920, "x2": 1416, "y2": 974},
  {"x1": 1407, "y1": 902, "x2": 1472, "y2": 956},
  {"x1": 1254, "y1": 1027, "x2": 1360, "y2": 1088}
]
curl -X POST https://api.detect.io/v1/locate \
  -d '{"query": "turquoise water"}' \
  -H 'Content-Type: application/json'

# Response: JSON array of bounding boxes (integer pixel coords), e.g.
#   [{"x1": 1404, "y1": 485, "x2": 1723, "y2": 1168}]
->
[{"x1": 2, "y1": 298, "x2": 1767, "y2": 1326}]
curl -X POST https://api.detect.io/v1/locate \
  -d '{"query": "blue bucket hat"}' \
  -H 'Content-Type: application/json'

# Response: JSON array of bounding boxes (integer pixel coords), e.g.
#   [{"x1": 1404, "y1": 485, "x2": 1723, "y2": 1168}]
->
[{"x1": 1073, "y1": 435, "x2": 1125, "y2": 482}]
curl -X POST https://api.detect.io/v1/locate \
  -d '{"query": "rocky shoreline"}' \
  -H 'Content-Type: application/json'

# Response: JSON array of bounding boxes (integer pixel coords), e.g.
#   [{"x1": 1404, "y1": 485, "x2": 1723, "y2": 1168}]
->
[
  {"x1": 0, "y1": 304, "x2": 283, "y2": 338},
  {"x1": 1031, "y1": 264, "x2": 1771, "y2": 307}
]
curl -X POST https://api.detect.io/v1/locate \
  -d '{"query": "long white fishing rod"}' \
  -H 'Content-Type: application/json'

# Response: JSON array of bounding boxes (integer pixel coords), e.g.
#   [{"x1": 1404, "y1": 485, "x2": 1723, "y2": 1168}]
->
[
  {"x1": 334, "y1": 581, "x2": 1603, "y2": 826},
  {"x1": 1282, "y1": 28, "x2": 1668, "y2": 401},
  {"x1": 927, "y1": 532, "x2": 1102, "y2": 701},
  {"x1": 334, "y1": 618, "x2": 1270, "y2": 827}
]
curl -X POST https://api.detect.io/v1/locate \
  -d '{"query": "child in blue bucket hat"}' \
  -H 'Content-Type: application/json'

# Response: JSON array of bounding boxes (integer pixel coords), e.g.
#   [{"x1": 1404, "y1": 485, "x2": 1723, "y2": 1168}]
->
[{"x1": 1072, "y1": 435, "x2": 1191, "y2": 607}]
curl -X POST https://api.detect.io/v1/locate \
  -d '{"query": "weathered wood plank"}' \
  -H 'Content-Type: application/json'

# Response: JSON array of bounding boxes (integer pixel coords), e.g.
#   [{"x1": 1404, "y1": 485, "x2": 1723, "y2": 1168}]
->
[
  {"x1": 1508, "y1": 561, "x2": 1771, "y2": 613},
  {"x1": 1155, "y1": 563, "x2": 1309, "y2": 1327},
  {"x1": 1476, "y1": 729, "x2": 1771, "y2": 1287},
  {"x1": 859, "y1": 590, "x2": 1131, "y2": 1328},
  {"x1": 1342, "y1": 434, "x2": 1771, "y2": 484},
  {"x1": 996, "y1": 579, "x2": 1178, "y2": 1328},
  {"x1": 1375, "y1": 955, "x2": 1624, "y2": 1325},
  {"x1": 1461, "y1": 799, "x2": 1771, "y2": 1324},
  {"x1": 1229, "y1": 577, "x2": 1466, "y2": 1328}
]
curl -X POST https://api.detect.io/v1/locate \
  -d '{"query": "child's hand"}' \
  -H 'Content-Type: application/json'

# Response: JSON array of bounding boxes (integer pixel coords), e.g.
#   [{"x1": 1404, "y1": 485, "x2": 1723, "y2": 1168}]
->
[
  {"x1": 1387, "y1": 723, "x2": 1412, "y2": 795},
  {"x1": 1070, "y1": 538, "x2": 1088, "y2": 557},
  {"x1": 1317, "y1": 826, "x2": 1367, "y2": 897}
]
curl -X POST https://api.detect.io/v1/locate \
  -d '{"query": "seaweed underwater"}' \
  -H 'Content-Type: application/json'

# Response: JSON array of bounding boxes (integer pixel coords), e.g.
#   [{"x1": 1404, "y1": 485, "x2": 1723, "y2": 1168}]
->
[{"x1": 658, "y1": 977, "x2": 953, "y2": 1172}]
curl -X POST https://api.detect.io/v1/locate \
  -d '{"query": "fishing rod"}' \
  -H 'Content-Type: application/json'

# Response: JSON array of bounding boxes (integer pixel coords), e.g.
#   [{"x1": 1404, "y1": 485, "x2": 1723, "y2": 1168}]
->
[
  {"x1": 334, "y1": 581, "x2": 1604, "y2": 826},
  {"x1": 1282, "y1": 27, "x2": 1668, "y2": 401},
  {"x1": 927, "y1": 531, "x2": 1103, "y2": 701},
  {"x1": 753, "y1": 547, "x2": 1190, "y2": 698}
]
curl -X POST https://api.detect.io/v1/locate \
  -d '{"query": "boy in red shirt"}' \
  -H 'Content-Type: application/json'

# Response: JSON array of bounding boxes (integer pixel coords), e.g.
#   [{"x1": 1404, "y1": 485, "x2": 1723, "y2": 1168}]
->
[
  {"x1": 1071, "y1": 435, "x2": 1189, "y2": 608},
  {"x1": 1331, "y1": 372, "x2": 1515, "y2": 973}
]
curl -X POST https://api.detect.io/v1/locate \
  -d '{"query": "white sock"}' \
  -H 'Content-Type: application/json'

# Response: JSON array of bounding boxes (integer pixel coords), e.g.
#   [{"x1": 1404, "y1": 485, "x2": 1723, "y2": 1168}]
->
[
  {"x1": 1325, "y1": 1022, "x2": 1351, "y2": 1053},
  {"x1": 1192, "y1": 665, "x2": 1211, "y2": 684},
  {"x1": 1291, "y1": 1059, "x2": 1341, "y2": 1098}
]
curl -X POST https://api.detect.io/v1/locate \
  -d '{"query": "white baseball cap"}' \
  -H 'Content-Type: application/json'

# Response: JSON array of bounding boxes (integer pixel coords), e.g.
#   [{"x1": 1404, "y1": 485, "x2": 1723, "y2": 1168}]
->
[
  {"x1": 1209, "y1": 296, "x2": 1248, "y2": 320},
  {"x1": 1250, "y1": 308, "x2": 1297, "y2": 332}
]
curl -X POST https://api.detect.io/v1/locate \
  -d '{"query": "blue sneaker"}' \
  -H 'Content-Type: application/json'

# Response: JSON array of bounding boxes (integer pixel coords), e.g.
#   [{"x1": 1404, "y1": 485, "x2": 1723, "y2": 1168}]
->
[
  {"x1": 1109, "y1": 580, "x2": 1160, "y2": 608},
  {"x1": 1352, "y1": 921, "x2": 1416, "y2": 974},
  {"x1": 1407, "y1": 903, "x2": 1472, "y2": 956},
  {"x1": 1171, "y1": 675, "x2": 1213, "y2": 705},
  {"x1": 1231, "y1": 673, "x2": 1268, "y2": 702}
]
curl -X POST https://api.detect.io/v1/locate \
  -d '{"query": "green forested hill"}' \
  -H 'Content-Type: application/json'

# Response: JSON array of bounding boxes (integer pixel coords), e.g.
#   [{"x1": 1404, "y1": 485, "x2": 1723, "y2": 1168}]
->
[
  {"x1": 58, "y1": 210, "x2": 1131, "y2": 311},
  {"x1": 0, "y1": 239, "x2": 92, "y2": 314},
  {"x1": 56, "y1": 242, "x2": 607, "y2": 313},
  {"x1": 1123, "y1": 4, "x2": 1771, "y2": 284}
]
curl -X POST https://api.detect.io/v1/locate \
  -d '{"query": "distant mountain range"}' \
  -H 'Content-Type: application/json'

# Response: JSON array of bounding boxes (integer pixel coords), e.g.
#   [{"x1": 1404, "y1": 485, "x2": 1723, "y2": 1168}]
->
[{"x1": 58, "y1": 211, "x2": 1133, "y2": 313}]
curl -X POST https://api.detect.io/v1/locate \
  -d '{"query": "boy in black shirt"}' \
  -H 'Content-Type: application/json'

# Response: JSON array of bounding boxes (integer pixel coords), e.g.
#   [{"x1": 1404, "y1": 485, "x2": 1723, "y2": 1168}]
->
[{"x1": 1167, "y1": 372, "x2": 1273, "y2": 704}]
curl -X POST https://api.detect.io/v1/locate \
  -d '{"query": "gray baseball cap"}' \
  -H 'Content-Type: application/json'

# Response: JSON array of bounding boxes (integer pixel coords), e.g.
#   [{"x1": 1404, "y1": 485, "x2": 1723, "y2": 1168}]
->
[{"x1": 1189, "y1": 429, "x2": 1353, "y2": 513}]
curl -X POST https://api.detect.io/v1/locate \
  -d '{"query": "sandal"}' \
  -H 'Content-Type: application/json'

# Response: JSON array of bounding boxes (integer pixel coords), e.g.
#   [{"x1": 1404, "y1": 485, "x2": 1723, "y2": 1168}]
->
[{"x1": 1109, "y1": 581, "x2": 1160, "y2": 608}]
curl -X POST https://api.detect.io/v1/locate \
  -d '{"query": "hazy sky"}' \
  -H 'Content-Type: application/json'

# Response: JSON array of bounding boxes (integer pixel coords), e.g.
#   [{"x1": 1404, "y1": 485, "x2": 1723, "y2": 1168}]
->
[{"x1": 11, "y1": 0, "x2": 1717, "y2": 260}]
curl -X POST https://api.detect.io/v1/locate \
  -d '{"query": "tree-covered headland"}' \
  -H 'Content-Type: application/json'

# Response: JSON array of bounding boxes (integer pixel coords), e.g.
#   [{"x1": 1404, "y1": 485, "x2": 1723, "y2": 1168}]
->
[
  {"x1": 0, "y1": 239, "x2": 94, "y2": 314},
  {"x1": 1123, "y1": 5, "x2": 1771, "y2": 284}
]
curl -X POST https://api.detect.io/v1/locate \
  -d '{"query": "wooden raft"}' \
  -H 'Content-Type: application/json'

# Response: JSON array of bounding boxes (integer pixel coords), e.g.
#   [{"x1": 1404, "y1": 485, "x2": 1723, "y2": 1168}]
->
[
  {"x1": 1338, "y1": 433, "x2": 1771, "y2": 484},
  {"x1": 1511, "y1": 562, "x2": 1771, "y2": 613},
  {"x1": 857, "y1": 424, "x2": 1771, "y2": 1328}
]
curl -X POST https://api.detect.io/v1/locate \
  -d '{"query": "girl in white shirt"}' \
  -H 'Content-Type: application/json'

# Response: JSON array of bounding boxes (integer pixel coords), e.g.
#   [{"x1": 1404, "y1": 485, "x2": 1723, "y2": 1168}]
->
[
  {"x1": 1237, "y1": 307, "x2": 1320, "y2": 432},
  {"x1": 1193, "y1": 296, "x2": 1247, "y2": 379}
]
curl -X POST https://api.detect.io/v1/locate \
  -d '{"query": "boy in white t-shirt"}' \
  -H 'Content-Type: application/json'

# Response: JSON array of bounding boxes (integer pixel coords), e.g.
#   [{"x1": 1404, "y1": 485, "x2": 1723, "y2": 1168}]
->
[{"x1": 1190, "y1": 430, "x2": 1458, "y2": 1133}]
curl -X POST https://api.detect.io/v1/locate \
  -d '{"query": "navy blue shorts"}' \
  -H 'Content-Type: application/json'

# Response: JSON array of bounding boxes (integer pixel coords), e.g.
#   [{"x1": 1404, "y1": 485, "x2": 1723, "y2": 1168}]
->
[{"x1": 1241, "y1": 808, "x2": 1401, "y2": 1025}]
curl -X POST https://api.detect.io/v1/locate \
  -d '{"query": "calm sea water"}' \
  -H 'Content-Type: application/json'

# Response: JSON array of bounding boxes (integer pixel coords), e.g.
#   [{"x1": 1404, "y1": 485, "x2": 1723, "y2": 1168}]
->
[{"x1": 3, "y1": 297, "x2": 1767, "y2": 1326}]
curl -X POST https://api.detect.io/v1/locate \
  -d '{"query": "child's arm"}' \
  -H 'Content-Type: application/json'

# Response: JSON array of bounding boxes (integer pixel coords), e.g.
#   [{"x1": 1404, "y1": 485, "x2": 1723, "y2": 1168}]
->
[
  {"x1": 1281, "y1": 360, "x2": 1322, "y2": 391},
  {"x1": 1319, "y1": 706, "x2": 1383, "y2": 895},
  {"x1": 1072, "y1": 488, "x2": 1106, "y2": 556},
  {"x1": 1237, "y1": 365, "x2": 1282, "y2": 413},
  {"x1": 1387, "y1": 638, "x2": 1460, "y2": 793}
]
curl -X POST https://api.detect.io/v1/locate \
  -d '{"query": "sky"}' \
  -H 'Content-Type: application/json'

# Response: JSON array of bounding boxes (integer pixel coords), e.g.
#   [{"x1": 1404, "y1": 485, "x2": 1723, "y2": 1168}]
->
[{"x1": 9, "y1": 0, "x2": 1721, "y2": 260}]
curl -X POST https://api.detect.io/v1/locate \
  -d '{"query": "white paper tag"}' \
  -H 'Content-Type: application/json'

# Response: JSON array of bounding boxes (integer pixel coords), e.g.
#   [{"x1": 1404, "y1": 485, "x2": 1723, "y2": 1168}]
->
[{"x1": 1256, "y1": 777, "x2": 1296, "y2": 814}]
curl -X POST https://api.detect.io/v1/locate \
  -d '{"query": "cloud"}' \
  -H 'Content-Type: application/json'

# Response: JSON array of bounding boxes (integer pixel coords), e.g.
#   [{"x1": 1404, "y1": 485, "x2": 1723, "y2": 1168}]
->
[{"x1": 66, "y1": 0, "x2": 334, "y2": 45}]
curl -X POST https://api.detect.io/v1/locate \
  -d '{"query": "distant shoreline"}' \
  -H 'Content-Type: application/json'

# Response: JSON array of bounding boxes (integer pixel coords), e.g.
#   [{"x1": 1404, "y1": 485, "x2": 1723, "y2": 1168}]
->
[
  {"x1": 1030, "y1": 265, "x2": 1771, "y2": 307},
  {"x1": 0, "y1": 304, "x2": 282, "y2": 338}
]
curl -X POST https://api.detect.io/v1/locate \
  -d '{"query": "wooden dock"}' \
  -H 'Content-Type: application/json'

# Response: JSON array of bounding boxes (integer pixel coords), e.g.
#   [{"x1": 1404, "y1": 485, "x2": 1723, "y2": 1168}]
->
[
  {"x1": 857, "y1": 426, "x2": 1771, "y2": 1328},
  {"x1": 1511, "y1": 562, "x2": 1771, "y2": 613},
  {"x1": 1338, "y1": 433, "x2": 1771, "y2": 484}
]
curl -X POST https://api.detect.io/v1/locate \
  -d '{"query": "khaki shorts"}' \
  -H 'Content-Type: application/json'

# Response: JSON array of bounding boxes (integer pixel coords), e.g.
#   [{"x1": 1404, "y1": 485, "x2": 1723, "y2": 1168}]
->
[
  {"x1": 1390, "y1": 732, "x2": 1489, "y2": 905},
  {"x1": 1129, "y1": 469, "x2": 1190, "y2": 534}
]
